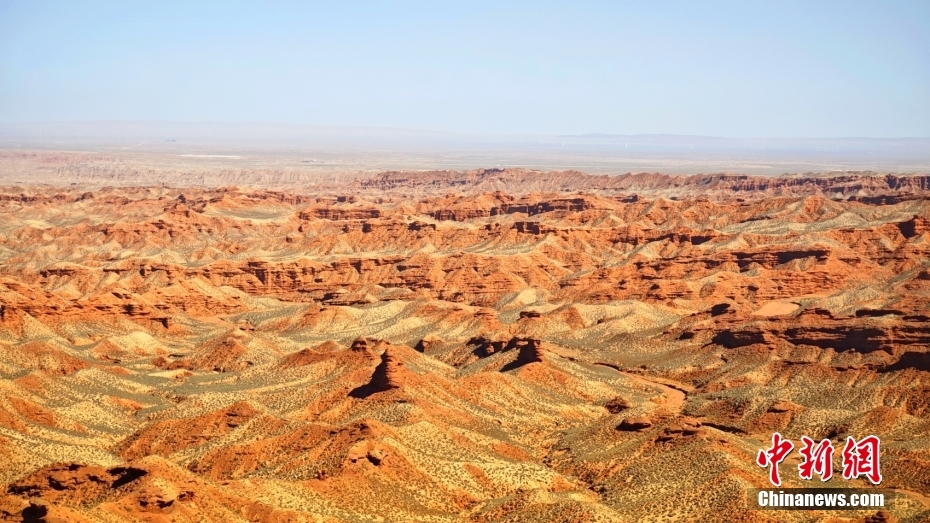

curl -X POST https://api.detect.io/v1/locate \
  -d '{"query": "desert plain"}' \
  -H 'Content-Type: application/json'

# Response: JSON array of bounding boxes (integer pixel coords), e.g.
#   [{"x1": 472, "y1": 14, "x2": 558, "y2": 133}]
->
[{"x1": 0, "y1": 150, "x2": 928, "y2": 522}]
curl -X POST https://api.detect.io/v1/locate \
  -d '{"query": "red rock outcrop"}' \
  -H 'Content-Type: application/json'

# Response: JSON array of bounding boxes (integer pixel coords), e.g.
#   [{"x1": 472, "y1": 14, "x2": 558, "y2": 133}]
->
[
  {"x1": 350, "y1": 346, "x2": 409, "y2": 397},
  {"x1": 617, "y1": 417, "x2": 653, "y2": 431},
  {"x1": 509, "y1": 338, "x2": 545, "y2": 367},
  {"x1": 7, "y1": 463, "x2": 148, "y2": 505}
]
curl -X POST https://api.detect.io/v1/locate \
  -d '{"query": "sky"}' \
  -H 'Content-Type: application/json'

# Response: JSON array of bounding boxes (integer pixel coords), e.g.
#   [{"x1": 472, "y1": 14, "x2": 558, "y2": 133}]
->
[{"x1": 1, "y1": 1, "x2": 928, "y2": 138}]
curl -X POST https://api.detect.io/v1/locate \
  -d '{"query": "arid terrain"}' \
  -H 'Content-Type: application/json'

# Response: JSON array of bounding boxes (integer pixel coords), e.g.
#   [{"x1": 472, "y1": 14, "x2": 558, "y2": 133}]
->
[{"x1": 1, "y1": 151, "x2": 929, "y2": 522}]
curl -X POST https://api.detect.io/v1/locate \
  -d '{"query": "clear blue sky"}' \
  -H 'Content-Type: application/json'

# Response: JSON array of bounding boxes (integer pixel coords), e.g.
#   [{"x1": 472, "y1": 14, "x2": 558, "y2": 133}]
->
[{"x1": 1, "y1": 1, "x2": 927, "y2": 137}]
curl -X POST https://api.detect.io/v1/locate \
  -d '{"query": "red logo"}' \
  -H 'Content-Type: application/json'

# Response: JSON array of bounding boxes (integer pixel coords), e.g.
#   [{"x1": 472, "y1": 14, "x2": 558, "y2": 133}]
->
[
  {"x1": 758, "y1": 434, "x2": 882, "y2": 486},
  {"x1": 798, "y1": 436, "x2": 834, "y2": 481},
  {"x1": 756, "y1": 432, "x2": 794, "y2": 487},
  {"x1": 842, "y1": 435, "x2": 882, "y2": 485}
]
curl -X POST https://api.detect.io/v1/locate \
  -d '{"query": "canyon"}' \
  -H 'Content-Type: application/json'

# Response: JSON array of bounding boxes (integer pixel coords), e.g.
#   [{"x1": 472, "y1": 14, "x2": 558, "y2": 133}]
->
[{"x1": 0, "y1": 152, "x2": 928, "y2": 521}]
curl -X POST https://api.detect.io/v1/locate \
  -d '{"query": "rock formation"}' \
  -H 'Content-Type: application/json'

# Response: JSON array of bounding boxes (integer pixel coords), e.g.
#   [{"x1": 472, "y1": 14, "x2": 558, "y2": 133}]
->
[
  {"x1": 349, "y1": 345, "x2": 411, "y2": 398},
  {"x1": 617, "y1": 417, "x2": 653, "y2": 431}
]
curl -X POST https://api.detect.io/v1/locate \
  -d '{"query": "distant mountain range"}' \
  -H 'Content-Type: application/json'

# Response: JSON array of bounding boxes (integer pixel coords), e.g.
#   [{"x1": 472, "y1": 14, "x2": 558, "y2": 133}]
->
[{"x1": 1, "y1": 121, "x2": 928, "y2": 157}]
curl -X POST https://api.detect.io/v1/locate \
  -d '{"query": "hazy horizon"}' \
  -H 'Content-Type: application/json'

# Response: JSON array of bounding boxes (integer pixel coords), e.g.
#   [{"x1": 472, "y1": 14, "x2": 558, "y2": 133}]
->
[
  {"x1": 3, "y1": 120, "x2": 930, "y2": 140},
  {"x1": 3, "y1": 120, "x2": 930, "y2": 177}
]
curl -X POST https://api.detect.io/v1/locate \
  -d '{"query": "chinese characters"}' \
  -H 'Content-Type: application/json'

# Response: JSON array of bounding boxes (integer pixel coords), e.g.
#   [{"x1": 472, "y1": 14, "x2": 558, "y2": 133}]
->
[{"x1": 757, "y1": 433, "x2": 881, "y2": 486}]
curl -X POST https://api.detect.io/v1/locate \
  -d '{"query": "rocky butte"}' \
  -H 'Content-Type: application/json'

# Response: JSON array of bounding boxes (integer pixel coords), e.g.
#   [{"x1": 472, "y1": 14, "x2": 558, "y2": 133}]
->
[{"x1": 0, "y1": 161, "x2": 928, "y2": 521}]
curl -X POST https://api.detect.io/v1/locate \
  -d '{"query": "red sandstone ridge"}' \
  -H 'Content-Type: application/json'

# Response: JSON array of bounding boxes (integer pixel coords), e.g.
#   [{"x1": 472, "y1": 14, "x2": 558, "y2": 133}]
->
[
  {"x1": 359, "y1": 168, "x2": 930, "y2": 199},
  {"x1": 6, "y1": 463, "x2": 148, "y2": 506},
  {"x1": 278, "y1": 341, "x2": 343, "y2": 368},
  {"x1": 119, "y1": 402, "x2": 264, "y2": 460},
  {"x1": 166, "y1": 335, "x2": 252, "y2": 372}
]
